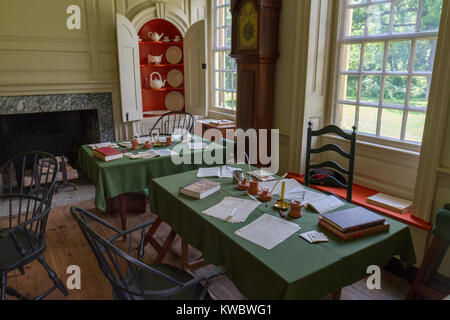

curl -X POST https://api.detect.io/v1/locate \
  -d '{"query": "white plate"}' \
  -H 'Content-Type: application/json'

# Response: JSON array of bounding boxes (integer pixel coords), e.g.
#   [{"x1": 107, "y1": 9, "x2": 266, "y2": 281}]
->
[
  {"x1": 165, "y1": 91, "x2": 185, "y2": 111},
  {"x1": 167, "y1": 69, "x2": 184, "y2": 87},
  {"x1": 166, "y1": 46, "x2": 183, "y2": 64}
]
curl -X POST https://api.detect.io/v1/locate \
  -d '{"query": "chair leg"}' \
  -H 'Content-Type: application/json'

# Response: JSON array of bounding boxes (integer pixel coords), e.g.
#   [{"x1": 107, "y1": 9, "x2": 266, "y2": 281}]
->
[
  {"x1": 406, "y1": 236, "x2": 448, "y2": 300},
  {"x1": 5, "y1": 287, "x2": 28, "y2": 300},
  {"x1": 38, "y1": 256, "x2": 69, "y2": 297},
  {"x1": 1, "y1": 272, "x2": 6, "y2": 300},
  {"x1": 332, "y1": 289, "x2": 342, "y2": 300}
]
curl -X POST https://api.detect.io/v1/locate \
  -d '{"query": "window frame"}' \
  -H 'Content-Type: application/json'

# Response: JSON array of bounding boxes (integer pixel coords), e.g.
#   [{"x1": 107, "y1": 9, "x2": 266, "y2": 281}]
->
[
  {"x1": 332, "y1": 0, "x2": 441, "y2": 152},
  {"x1": 209, "y1": 0, "x2": 237, "y2": 116}
]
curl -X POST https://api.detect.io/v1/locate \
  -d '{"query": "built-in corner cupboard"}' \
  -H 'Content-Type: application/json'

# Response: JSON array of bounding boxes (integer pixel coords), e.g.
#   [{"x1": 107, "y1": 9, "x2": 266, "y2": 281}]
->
[{"x1": 116, "y1": 3, "x2": 207, "y2": 134}]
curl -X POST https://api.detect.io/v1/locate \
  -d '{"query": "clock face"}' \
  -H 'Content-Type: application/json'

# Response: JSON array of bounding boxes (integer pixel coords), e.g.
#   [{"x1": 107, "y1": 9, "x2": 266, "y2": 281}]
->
[{"x1": 238, "y1": 1, "x2": 258, "y2": 50}]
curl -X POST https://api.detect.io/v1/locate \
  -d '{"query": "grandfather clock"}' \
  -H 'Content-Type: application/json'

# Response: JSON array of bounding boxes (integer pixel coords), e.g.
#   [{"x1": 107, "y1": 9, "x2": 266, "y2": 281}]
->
[{"x1": 230, "y1": 0, "x2": 282, "y2": 131}]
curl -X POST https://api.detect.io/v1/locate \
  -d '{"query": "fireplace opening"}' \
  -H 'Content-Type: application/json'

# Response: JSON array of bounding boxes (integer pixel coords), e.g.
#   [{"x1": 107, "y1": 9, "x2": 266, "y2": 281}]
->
[{"x1": 0, "y1": 110, "x2": 100, "y2": 168}]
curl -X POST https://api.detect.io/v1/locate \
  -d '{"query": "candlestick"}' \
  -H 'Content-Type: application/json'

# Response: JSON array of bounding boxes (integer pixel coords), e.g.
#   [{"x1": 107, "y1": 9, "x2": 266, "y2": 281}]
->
[{"x1": 280, "y1": 181, "x2": 286, "y2": 203}]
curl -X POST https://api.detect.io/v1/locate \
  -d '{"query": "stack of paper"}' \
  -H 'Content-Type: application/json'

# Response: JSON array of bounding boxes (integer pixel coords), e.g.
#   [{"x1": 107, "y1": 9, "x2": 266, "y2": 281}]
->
[
  {"x1": 154, "y1": 149, "x2": 176, "y2": 157},
  {"x1": 300, "y1": 231, "x2": 328, "y2": 244},
  {"x1": 202, "y1": 197, "x2": 260, "y2": 223},
  {"x1": 88, "y1": 142, "x2": 119, "y2": 150},
  {"x1": 235, "y1": 214, "x2": 301, "y2": 250},
  {"x1": 125, "y1": 151, "x2": 159, "y2": 160},
  {"x1": 197, "y1": 166, "x2": 242, "y2": 179},
  {"x1": 259, "y1": 179, "x2": 304, "y2": 195}
]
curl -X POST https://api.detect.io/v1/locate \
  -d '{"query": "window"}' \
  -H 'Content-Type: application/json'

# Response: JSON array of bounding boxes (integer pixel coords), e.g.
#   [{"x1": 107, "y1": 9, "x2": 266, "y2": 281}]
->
[
  {"x1": 334, "y1": 0, "x2": 443, "y2": 144},
  {"x1": 212, "y1": 0, "x2": 237, "y2": 111}
]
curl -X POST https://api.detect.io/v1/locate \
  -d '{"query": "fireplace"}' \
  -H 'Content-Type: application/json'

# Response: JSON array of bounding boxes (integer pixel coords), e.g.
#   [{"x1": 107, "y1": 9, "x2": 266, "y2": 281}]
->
[
  {"x1": 0, "y1": 93, "x2": 116, "y2": 168},
  {"x1": 0, "y1": 110, "x2": 99, "y2": 166}
]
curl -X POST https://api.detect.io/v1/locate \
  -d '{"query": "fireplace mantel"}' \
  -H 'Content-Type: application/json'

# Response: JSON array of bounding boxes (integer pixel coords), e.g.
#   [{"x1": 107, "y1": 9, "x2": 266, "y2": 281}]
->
[{"x1": 0, "y1": 93, "x2": 115, "y2": 142}]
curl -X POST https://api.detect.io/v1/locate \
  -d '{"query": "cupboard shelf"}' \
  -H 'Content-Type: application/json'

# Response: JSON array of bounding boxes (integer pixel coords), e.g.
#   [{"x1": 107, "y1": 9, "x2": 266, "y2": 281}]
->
[
  {"x1": 142, "y1": 88, "x2": 185, "y2": 92},
  {"x1": 139, "y1": 41, "x2": 183, "y2": 46},
  {"x1": 141, "y1": 64, "x2": 184, "y2": 68}
]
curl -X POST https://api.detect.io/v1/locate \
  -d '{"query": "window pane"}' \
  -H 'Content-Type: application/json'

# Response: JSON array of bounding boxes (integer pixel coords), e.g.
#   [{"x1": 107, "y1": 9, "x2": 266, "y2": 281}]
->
[
  {"x1": 225, "y1": 7, "x2": 232, "y2": 25},
  {"x1": 226, "y1": 27, "x2": 232, "y2": 47},
  {"x1": 420, "y1": 0, "x2": 443, "y2": 32},
  {"x1": 337, "y1": 104, "x2": 356, "y2": 131},
  {"x1": 359, "y1": 107, "x2": 378, "y2": 135},
  {"x1": 384, "y1": 76, "x2": 408, "y2": 106},
  {"x1": 339, "y1": 75, "x2": 359, "y2": 101},
  {"x1": 349, "y1": 0, "x2": 367, "y2": 4},
  {"x1": 347, "y1": 7, "x2": 367, "y2": 36},
  {"x1": 387, "y1": 41, "x2": 411, "y2": 72},
  {"x1": 393, "y1": 0, "x2": 419, "y2": 33},
  {"x1": 216, "y1": 28, "x2": 225, "y2": 47},
  {"x1": 380, "y1": 109, "x2": 403, "y2": 140},
  {"x1": 361, "y1": 76, "x2": 381, "y2": 104},
  {"x1": 342, "y1": 44, "x2": 361, "y2": 71},
  {"x1": 225, "y1": 92, "x2": 233, "y2": 110},
  {"x1": 363, "y1": 42, "x2": 384, "y2": 71},
  {"x1": 410, "y1": 77, "x2": 430, "y2": 107},
  {"x1": 367, "y1": 3, "x2": 391, "y2": 35},
  {"x1": 225, "y1": 54, "x2": 233, "y2": 70},
  {"x1": 405, "y1": 111, "x2": 425, "y2": 142},
  {"x1": 217, "y1": 7, "x2": 225, "y2": 27},
  {"x1": 225, "y1": 72, "x2": 233, "y2": 90},
  {"x1": 414, "y1": 39, "x2": 436, "y2": 72}
]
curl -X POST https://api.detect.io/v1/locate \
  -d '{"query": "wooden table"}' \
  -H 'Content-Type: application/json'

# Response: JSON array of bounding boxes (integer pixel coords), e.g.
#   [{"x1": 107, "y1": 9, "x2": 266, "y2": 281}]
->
[{"x1": 148, "y1": 165, "x2": 417, "y2": 299}]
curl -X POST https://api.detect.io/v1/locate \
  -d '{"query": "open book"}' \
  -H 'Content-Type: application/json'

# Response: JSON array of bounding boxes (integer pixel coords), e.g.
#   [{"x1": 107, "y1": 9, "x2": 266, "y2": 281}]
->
[
  {"x1": 197, "y1": 166, "x2": 242, "y2": 179},
  {"x1": 304, "y1": 194, "x2": 345, "y2": 214}
]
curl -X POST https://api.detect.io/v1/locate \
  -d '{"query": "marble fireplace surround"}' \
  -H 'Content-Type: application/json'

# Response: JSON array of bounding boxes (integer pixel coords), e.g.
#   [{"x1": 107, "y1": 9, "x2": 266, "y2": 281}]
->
[{"x1": 0, "y1": 93, "x2": 115, "y2": 142}]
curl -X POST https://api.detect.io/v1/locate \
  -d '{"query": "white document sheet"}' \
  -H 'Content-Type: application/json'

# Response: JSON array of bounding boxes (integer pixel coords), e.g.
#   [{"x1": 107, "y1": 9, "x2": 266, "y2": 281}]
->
[
  {"x1": 197, "y1": 166, "x2": 242, "y2": 179},
  {"x1": 154, "y1": 149, "x2": 175, "y2": 157},
  {"x1": 235, "y1": 214, "x2": 301, "y2": 250},
  {"x1": 202, "y1": 197, "x2": 261, "y2": 223},
  {"x1": 259, "y1": 179, "x2": 305, "y2": 195}
]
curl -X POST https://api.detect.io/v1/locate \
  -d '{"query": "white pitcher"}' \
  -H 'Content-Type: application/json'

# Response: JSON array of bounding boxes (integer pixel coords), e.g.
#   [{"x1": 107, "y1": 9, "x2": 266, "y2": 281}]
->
[
  {"x1": 148, "y1": 32, "x2": 164, "y2": 41},
  {"x1": 149, "y1": 72, "x2": 167, "y2": 89}
]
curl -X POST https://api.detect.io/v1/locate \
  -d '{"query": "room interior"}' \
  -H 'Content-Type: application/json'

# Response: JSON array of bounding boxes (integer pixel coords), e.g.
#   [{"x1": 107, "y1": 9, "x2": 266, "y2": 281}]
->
[{"x1": 0, "y1": 0, "x2": 449, "y2": 301}]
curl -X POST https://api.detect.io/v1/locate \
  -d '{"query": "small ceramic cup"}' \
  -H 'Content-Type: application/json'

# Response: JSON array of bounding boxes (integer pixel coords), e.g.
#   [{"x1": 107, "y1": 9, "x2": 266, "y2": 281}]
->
[{"x1": 289, "y1": 200, "x2": 303, "y2": 218}]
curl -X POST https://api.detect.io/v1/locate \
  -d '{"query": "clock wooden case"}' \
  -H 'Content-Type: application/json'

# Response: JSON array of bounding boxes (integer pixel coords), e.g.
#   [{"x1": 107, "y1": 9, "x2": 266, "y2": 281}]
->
[{"x1": 230, "y1": 0, "x2": 282, "y2": 131}]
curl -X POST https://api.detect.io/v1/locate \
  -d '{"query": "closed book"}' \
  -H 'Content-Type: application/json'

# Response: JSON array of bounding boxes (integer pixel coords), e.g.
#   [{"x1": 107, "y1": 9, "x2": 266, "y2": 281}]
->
[
  {"x1": 93, "y1": 147, "x2": 123, "y2": 162},
  {"x1": 318, "y1": 217, "x2": 390, "y2": 240},
  {"x1": 366, "y1": 193, "x2": 412, "y2": 214},
  {"x1": 180, "y1": 179, "x2": 221, "y2": 200},
  {"x1": 321, "y1": 207, "x2": 385, "y2": 233}
]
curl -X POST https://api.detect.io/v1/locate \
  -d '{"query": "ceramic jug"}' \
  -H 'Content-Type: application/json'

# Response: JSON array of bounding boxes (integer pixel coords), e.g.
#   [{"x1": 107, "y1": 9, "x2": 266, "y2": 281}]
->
[{"x1": 149, "y1": 72, "x2": 167, "y2": 89}]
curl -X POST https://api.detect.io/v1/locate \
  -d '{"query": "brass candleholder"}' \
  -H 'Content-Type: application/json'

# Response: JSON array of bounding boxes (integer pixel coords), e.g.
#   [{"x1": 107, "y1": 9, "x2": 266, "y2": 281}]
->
[{"x1": 274, "y1": 200, "x2": 290, "y2": 211}]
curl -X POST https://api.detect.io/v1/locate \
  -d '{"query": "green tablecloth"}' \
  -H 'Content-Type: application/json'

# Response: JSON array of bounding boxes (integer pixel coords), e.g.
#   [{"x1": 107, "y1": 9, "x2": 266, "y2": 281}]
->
[
  {"x1": 150, "y1": 164, "x2": 416, "y2": 300},
  {"x1": 78, "y1": 140, "x2": 224, "y2": 211}
]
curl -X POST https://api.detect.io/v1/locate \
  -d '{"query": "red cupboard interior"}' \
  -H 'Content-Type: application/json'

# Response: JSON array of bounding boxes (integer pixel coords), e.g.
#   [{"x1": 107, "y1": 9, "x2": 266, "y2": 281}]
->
[{"x1": 138, "y1": 19, "x2": 185, "y2": 117}]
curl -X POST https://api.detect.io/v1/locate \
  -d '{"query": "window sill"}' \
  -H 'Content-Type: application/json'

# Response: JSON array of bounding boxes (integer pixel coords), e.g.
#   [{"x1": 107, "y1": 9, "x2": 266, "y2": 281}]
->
[{"x1": 287, "y1": 173, "x2": 432, "y2": 232}]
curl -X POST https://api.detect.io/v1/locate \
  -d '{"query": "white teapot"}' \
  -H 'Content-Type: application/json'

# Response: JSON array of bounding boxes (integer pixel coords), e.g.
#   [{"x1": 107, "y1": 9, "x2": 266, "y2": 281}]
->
[
  {"x1": 148, "y1": 54, "x2": 163, "y2": 65},
  {"x1": 148, "y1": 32, "x2": 164, "y2": 42},
  {"x1": 149, "y1": 72, "x2": 167, "y2": 89}
]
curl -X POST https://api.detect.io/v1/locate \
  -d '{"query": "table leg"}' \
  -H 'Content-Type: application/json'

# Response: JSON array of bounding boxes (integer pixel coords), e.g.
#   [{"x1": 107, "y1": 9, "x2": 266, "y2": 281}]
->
[
  {"x1": 154, "y1": 229, "x2": 177, "y2": 264},
  {"x1": 119, "y1": 194, "x2": 127, "y2": 241},
  {"x1": 181, "y1": 239, "x2": 210, "y2": 272},
  {"x1": 182, "y1": 240, "x2": 189, "y2": 270},
  {"x1": 143, "y1": 218, "x2": 163, "y2": 253}
]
